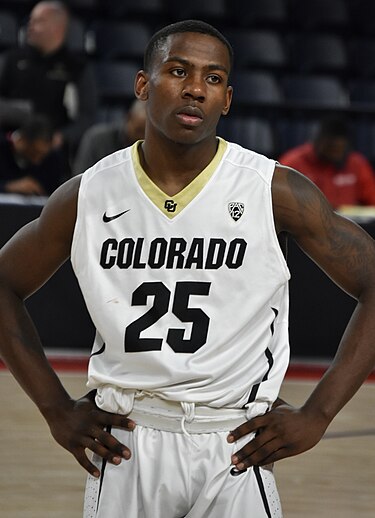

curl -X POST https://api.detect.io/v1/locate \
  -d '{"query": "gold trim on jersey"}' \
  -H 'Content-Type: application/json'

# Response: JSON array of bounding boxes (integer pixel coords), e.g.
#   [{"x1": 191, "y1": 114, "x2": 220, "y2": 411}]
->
[{"x1": 131, "y1": 138, "x2": 227, "y2": 218}]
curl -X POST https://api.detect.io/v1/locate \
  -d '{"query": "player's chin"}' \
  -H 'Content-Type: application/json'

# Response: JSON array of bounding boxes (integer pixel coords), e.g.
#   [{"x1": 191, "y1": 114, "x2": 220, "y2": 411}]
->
[{"x1": 171, "y1": 128, "x2": 213, "y2": 146}]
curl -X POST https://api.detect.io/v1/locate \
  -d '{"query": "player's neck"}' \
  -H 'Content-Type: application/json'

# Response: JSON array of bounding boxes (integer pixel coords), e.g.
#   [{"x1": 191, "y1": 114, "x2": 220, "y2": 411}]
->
[{"x1": 139, "y1": 136, "x2": 218, "y2": 196}]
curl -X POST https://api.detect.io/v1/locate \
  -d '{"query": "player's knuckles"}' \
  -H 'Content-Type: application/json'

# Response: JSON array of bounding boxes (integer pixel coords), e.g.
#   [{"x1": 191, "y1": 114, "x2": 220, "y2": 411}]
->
[
  {"x1": 52, "y1": 425, "x2": 82, "y2": 448},
  {"x1": 104, "y1": 442, "x2": 125, "y2": 456},
  {"x1": 95, "y1": 429, "x2": 115, "y2": 445},
  {"x1": 109, "y1": 415, "x2": 135, "y2": 429},
  {"x1": 75, "y1": 453, "x2": 97, "y2": 475},
  {"x1": 86, "y1": 408, "x2": 106, "y2": 425},
  {"x1": 247, "y1": 447, "x2": 272, "y2": 466},
  {"x1": 235, "y1": 442, "x2": 257, "y2": 461},
  {"x1": 96, "y1": 432, "x2": 125, "y2": 454},
  {"x1": 84, "y1": 438, "x2": 118, "y2": 463},
  {"x1": 65, "y1": 434, "x2": 89, "y2": 452},
  {"x1": 231, "y1": 422, "x2": 253, "y2": 439},
  {"x1": 68, "y1": 413, "x2": 98, "y2": 435},
  {"x1": 257, "y1": 449, "x2": 287, "y2": 466},
  {"x1": 236, "y1": 450, "x2": 262, "y2": 468},
  {"x1": 72, "y1": 446, "x2": 91, "y2": 467},
  {"x1": 264, "y1": 450, "x2": 286, "y2": 464},
  {"x1": 264, "y1": 419, "x2": 289, "y2": 439}
]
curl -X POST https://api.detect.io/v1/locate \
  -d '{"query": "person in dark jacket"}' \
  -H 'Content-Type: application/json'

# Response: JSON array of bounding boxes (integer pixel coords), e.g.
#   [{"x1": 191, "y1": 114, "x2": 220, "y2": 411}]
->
[
  {"x1": 0, "y1": 1, "x2": 97, "y2": 156},
  {"x1": 0, "y1": 114, "x2": 67, "y2": 195}
]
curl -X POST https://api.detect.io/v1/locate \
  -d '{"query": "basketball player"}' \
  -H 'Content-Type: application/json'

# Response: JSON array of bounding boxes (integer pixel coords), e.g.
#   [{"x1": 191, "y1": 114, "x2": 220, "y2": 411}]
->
[{"x1": 1, "y1": 20, "x2": 375, "y2": 518}]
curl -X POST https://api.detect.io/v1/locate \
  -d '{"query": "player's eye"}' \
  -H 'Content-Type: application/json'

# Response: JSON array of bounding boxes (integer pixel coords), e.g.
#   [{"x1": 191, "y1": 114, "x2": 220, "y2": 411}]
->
[
  {"x1": 171, "y1": 68, "x2": 186, "y2": 77},
  {"x1": 207, "y1": 74, "x2": 222, "y2": 84}
]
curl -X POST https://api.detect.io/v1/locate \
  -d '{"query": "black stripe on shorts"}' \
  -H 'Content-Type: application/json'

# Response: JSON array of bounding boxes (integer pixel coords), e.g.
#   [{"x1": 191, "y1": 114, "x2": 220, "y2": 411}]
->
[
  {"x1": 96, "y1": 425, "x2": 111, "y2": 513},
  {"x1": 254, "y1": 465, "x2": 272, "y2": 518}
]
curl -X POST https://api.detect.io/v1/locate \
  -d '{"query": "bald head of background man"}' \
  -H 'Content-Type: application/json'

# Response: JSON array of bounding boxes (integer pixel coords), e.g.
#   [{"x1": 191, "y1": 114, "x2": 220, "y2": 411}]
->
[{"x1": 26, "y1": 1, "x2": 69, "y2": 55}]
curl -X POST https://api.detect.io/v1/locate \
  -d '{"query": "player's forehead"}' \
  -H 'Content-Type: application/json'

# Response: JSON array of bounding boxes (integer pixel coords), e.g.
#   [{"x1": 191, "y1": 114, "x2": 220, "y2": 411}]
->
[{"x1": 154, "y1": 32, "x2": 231, "y2": 73}]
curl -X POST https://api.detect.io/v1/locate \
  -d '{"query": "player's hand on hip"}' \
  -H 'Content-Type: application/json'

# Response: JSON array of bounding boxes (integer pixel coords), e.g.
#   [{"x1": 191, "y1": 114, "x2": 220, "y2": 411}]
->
[
  {"x1": 227, "y1": 404, "x2": 329, "y2": 469},
  {"x1": 46, "y1": 392, "x2": 136, "y2": 478}
]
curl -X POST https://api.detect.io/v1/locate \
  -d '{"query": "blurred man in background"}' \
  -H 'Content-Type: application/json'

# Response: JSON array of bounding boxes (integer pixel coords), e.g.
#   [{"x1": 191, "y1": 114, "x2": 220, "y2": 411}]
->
[
  {"x1": 279, "y1": 117, "x2": 375, "y2": 208},
  {"x1": 0, "y1": 114, "x2": 67, "y2": 195},
  {"x1": 0, "y1": 1, "x2": 97, "y2": 163},
  {"x1": 73, "y1": 100, "x2": 146, "y2": 174}
]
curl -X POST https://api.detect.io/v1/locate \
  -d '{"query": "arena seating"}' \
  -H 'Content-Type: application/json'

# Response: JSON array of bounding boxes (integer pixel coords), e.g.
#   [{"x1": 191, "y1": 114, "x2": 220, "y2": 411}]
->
[{"x1": 1, "y1": 0, "x2": 375, "y2": 160}]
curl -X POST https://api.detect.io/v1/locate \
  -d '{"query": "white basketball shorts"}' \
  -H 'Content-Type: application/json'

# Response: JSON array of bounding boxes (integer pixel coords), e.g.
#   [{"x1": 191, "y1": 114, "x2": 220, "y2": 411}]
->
[{"x1": 83, "y1": 396, "x2": 282, "y2": 518}]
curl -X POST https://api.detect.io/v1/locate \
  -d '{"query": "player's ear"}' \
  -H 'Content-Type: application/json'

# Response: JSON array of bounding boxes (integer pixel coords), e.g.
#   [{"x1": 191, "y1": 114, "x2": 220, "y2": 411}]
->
[
  {"x1": 221, "y1": 85, "x2": 233, "y2": 116},
  {"x1": 135, "y1": 71, "x2": 149, "y2": 101}
]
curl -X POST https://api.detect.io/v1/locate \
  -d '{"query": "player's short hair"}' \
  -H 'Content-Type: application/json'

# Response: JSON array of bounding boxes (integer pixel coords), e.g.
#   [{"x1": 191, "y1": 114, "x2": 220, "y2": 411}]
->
[{"x1": 144, "y1": 20, "x2": 234, "y2": 73}]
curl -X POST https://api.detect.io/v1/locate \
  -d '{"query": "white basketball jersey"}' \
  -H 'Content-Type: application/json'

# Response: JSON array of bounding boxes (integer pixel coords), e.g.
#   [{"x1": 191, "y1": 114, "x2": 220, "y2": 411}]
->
[{"x1": 71, "y1": 139, "x2": 290, "y2": 410}]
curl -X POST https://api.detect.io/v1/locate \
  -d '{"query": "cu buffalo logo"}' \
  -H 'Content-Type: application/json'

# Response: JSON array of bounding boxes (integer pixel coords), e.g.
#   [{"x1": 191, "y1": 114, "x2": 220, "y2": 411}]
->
[
  {"x1": 228, "y1": 202, "x2": 244, "y2": 221},
  {"x1": 165, "y1": 199, "x2": 177, "y2": 212}
]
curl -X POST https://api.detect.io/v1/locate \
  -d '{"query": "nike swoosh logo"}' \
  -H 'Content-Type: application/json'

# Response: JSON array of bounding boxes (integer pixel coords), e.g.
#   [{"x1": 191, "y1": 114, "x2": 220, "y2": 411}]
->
[{"x1": 103, "y1": 209, "x2": 130, "y2": 222}]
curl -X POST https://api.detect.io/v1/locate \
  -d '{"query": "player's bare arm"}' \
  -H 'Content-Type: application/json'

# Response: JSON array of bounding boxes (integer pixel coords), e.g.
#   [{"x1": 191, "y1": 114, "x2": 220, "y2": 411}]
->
[
  {"x1": 0, "y1": 176, "x2": 135, "y2": 477},
  {"x1": 228, "y1": 164, "x2": 375, "y2": 469}
]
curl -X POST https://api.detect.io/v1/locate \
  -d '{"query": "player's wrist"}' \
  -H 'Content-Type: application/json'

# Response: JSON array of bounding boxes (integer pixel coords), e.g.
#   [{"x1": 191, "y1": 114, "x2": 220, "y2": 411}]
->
[
  {"x1": 272, "y1": 397, "x2": 289, "y2": 409},
  {"x1": 38, "y1": 395, "x2": 75, "y2": 422},
  {"x1": 300, "y1": 401, "x2": 333, "y2": 430}
]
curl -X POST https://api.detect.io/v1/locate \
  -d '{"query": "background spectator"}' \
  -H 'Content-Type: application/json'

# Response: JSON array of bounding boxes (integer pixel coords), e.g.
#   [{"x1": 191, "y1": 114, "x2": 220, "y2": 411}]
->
[
  {"x1": 73, "y1": 99, "x2": 146, "y2": 174},
  {"x1": 279, "y1": 117, "x2": 375, "y2": 208},
  {"x1": 0, "y1": 1, "x2": 97, "y2": 164},
  {"x1": 0, "y1": 113, "x2": 67, "y2": 195}
]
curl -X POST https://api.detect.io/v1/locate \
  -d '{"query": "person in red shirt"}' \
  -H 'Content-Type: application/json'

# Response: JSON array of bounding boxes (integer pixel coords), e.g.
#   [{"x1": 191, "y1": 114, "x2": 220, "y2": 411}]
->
[{"x1": 279, "y1": 117, "x2": 375, "y2": 208}]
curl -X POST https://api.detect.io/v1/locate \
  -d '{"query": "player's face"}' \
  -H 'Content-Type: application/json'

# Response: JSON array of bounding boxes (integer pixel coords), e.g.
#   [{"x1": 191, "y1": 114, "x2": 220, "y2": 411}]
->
[{"x1": 136, "y1": 32, "x2": 233, "y2": 146}]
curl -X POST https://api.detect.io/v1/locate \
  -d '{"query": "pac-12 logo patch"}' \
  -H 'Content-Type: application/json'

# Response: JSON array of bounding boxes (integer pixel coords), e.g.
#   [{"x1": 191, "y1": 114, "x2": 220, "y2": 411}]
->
[{"x1": 228, "y1": 202, "x2": 244, "y2": 221}]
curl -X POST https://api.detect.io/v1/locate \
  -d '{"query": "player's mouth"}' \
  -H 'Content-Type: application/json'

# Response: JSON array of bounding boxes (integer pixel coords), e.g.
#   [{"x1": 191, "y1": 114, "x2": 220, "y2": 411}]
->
[{"x1": 176, "y1": 106, "x2": 204, "y2": 127}]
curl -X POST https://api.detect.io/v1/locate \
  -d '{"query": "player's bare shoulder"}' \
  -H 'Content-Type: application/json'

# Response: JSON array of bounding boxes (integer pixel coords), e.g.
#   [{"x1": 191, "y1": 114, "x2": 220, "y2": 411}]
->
[{"x1": 271, "y1": 163, "x2": 333, "y2": 236}]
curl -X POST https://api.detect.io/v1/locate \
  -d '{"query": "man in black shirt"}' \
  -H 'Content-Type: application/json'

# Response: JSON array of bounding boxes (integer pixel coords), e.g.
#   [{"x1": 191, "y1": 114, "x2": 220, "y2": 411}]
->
[{"x1": 0, "y1": 1, "x2": 97, "y2": 156}]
